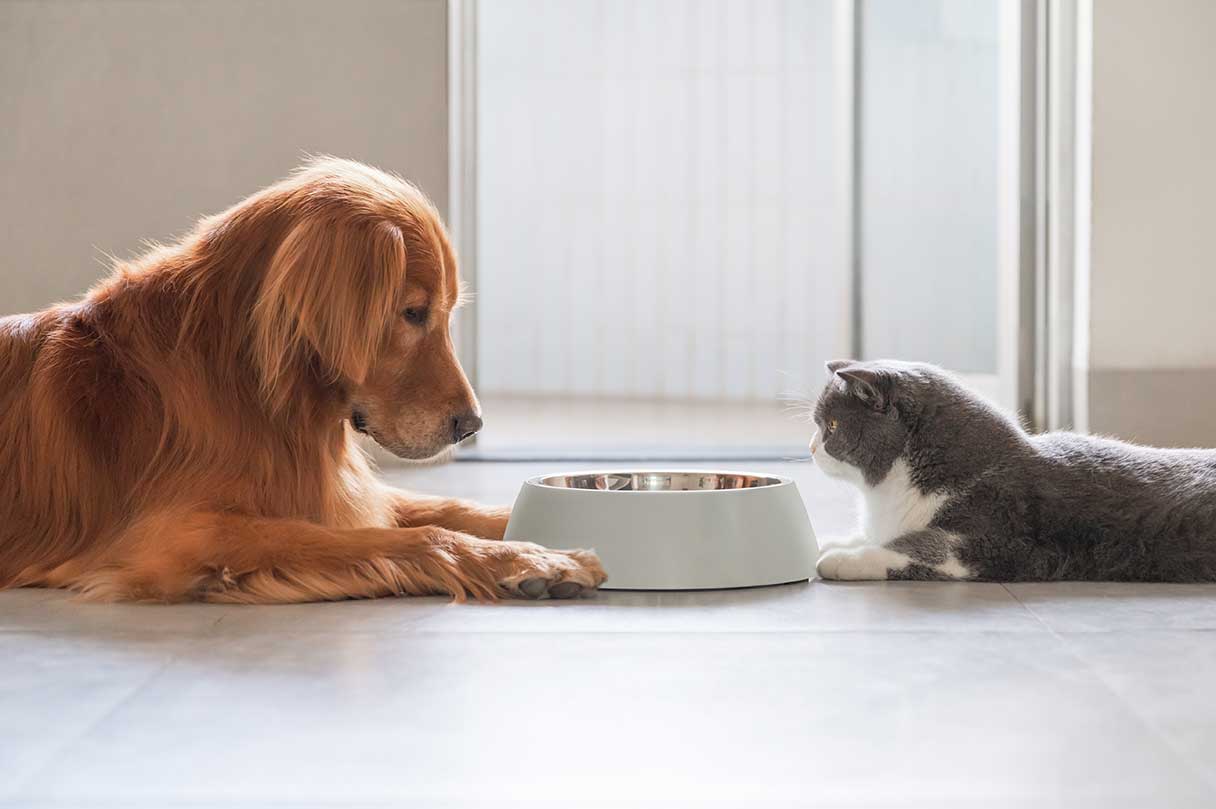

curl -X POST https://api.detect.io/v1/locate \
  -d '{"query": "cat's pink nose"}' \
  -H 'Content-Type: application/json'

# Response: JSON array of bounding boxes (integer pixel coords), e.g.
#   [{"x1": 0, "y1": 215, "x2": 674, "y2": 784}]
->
[{"x1": 809, "y1": 432, "x2": 820, "y2": 454}]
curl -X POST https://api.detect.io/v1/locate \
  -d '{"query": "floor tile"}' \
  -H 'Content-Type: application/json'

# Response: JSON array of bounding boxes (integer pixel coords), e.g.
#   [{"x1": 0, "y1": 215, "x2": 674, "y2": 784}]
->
[
  {"x1": 1059, "y1": 631, "x2": 1216, "y2": 789},
  {"x1": 211, "y1": 595, "x2": 449, "y2": 634},
  {"x1": 0, "y1": 631, "x2": 188, "y2": 798},
  {"x1": 410, "y1": 580, "x2": 1044, "y2": 634},
  {"x1": 1006, "y1": 582, "x2": 1216, "y2": 631},
  {"x1": 0, "y1": 588, "x2": 61, "y2": 628},
  {"x1": 0, "y1": 589, "x2": 231, "y2": 634},
  {"x1": 12, "y1": 632, "x2": 1213, "y2": 808}
]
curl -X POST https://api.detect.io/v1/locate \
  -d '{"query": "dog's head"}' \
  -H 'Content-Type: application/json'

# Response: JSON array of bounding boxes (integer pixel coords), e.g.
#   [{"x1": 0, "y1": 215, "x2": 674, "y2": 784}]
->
[{"x1": 247, "y1": 158, "x2": 479, "y2": 460}]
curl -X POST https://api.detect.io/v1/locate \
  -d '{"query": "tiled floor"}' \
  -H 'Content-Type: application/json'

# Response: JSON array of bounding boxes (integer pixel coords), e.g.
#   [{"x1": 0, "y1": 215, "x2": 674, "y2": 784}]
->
[{"x1": 3, "y1": 461, "x2": 1216, "y2": 808}]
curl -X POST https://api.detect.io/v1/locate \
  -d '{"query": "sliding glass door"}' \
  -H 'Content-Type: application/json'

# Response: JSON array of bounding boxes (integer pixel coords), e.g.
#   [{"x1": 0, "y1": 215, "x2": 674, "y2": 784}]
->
[
  {"x1": 453, "y1": 0, "x2": 1032, "y2": 455},
  {"x1": 857, "y1": 0, "x2": 1030, "y2": 409}
]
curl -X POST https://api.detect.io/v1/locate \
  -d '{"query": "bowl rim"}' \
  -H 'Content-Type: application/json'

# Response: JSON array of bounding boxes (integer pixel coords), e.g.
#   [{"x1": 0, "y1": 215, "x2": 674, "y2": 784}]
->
[{"x1": 523, "y1": 468, "x2": 795, "y2": 493}]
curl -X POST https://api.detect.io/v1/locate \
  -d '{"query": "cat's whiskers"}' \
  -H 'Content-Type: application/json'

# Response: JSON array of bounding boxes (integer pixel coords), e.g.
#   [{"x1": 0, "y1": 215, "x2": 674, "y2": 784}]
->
[{"x1": 777, "y1": 392, "x2": 816, "y2": 422}]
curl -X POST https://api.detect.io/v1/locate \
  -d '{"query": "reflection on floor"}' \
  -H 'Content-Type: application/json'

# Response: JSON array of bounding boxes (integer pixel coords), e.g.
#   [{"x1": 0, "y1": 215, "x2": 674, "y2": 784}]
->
[{"x1": 3, "y1": 460, "x2": 1216, "y2": 808}]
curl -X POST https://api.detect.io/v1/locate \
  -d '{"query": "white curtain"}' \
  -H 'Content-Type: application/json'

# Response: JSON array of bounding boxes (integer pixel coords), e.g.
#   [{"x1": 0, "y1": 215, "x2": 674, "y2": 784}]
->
[{"x1": 476, "y1": 0, "x2": 851, "y2": 401}]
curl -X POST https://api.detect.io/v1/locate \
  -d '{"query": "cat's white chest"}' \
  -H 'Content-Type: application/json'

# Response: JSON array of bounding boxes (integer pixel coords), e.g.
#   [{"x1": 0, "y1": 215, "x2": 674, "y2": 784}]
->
[{"x1": 859, "y1": 459, "x2": 949, "y2": 544}]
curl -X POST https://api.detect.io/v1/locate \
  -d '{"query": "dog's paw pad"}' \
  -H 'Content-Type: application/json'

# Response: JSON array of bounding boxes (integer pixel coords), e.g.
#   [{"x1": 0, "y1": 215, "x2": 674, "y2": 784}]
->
[
  {"x1": 518, "y1": 578, "x2": 549, "y2": 599},
  {"x1": 497, "y1": 545, "x2": 607, "y2": 600},
  {"x1": 548, "y1": 581, "x2": 583, "y2": 599}
]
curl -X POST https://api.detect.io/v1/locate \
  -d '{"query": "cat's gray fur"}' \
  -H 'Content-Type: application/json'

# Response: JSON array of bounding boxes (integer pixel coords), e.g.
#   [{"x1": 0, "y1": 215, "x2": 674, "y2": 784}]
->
[{"x1": 812, "y1": 359, "x2": 1216, "y2": 582}]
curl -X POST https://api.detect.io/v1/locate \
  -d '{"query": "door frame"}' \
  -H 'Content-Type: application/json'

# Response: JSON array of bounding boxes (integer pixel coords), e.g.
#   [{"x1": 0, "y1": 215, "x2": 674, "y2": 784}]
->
[{"x1": 448, "y1": 0, "x2": 480, "y2": 393}]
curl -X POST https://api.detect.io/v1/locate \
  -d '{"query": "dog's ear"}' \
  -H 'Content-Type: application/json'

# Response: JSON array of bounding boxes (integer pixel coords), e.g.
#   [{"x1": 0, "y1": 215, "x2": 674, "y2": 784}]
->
[{"x1": 253, "y1": 216, "x2": 404, "y2": 407}]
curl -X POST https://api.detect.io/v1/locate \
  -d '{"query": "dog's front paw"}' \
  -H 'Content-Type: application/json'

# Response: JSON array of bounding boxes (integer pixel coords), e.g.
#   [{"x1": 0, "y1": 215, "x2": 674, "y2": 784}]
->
[
  {"x1": 817, "y1": 546, "x2": 906, "y2": 581},
  {"x1": 496, "y1": 542, "x2": 607, "y2": 600}
]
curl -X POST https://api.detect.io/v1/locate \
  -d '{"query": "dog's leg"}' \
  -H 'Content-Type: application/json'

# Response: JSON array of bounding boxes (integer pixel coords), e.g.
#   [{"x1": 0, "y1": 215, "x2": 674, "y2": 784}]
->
[
  {"x1": 67, "y1": 510, "x2": 602, "y2": 603},
  {"x1": 387, "y1": 490, "x2": 510, "y2": 540}
]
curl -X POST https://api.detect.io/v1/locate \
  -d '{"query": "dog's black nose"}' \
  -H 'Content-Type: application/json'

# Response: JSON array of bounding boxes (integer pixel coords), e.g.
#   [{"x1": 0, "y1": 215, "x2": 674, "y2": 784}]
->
[{"x1": 451, "y1": 412, "x2": 483, "y2": 443}]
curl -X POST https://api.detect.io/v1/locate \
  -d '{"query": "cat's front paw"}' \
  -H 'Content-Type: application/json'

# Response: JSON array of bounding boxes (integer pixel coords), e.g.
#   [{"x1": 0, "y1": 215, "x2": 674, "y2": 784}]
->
[{"x1": 817, "y1": 546, "x2": 906, "y2": 581}]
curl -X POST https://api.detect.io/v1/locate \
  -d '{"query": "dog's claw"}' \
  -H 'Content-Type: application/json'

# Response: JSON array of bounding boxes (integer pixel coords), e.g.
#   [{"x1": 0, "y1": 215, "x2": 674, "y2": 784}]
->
[
  {"x1": 518, "y1": 578, "x2": 549, "y2": 599},
  {"x1": 548, "y1": 581, "x2": 583, "y2": 599}
]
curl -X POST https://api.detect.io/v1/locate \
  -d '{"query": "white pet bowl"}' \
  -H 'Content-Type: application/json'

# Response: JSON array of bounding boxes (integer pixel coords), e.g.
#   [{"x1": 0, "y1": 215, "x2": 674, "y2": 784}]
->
[{"x1": 503, "y1": 470, "x2": 819, "y2": 590}]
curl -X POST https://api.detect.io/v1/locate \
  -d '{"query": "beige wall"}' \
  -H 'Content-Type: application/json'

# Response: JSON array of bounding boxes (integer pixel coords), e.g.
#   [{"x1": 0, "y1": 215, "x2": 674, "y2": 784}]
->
[
  {"x1": 1085, "y1": 0, "x2": 1216, "y2": 445},
  {"x1": 0, "y1": 0, "x2": 448, "y2": 316}
]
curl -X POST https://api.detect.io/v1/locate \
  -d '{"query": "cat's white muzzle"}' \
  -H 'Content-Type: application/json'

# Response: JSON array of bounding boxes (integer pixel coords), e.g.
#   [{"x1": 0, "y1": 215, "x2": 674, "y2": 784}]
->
[{"x1": 810, "y1": 430, "x2": 865, "y2": 486}]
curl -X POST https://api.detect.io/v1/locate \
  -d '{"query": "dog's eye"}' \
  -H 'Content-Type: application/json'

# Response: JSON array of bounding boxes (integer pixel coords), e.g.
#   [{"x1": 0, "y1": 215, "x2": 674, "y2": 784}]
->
[
  {"x1": 827, "y1": 419, "x2": 839, "y2": 434},
  {"x1": 402, "y1": 307, "x2": 428, "y2": 326}
]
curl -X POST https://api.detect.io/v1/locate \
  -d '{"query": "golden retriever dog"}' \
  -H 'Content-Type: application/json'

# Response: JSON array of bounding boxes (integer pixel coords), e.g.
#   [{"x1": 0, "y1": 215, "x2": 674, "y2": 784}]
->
[{"x1": 0, "y1": 158, "x2": 606, "y2": 603}]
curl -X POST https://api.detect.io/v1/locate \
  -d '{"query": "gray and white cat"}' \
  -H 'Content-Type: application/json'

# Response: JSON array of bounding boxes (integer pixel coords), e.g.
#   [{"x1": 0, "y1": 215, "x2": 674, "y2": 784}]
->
[{"x1": 811, "y1": 359, "x2": 1216, "y2": 582}]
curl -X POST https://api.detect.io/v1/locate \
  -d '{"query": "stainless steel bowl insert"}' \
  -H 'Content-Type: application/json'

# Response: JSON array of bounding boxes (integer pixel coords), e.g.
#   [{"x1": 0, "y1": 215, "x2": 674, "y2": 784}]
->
[{"x1": 536, "y1": 471, "x2": 783, "y2": 492}]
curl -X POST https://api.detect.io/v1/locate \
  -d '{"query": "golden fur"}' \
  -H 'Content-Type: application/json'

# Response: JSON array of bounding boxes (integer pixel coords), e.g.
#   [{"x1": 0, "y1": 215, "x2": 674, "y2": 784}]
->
[{"x1": 0, "y1": 158, "x2": 605, "y2": 603}]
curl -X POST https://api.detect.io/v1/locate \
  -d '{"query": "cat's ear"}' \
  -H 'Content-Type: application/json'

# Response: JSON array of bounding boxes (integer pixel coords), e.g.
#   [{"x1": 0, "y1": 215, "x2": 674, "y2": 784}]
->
[
  {"x1": 837, "y1": 367, "x2": 890, "y2": 410},
  {"x1": 824, "y1": 359, "x2": 856, "y2": 379}
]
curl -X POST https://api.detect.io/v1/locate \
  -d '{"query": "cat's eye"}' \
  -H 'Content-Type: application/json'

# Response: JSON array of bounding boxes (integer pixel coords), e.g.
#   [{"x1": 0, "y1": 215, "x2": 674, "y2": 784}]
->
[
  {"x1": 402, "y1": 307, "x2": 428, "y2": 326},
  {"x1": 827, "y1": 419, "x2": 839, "y2": 434}
]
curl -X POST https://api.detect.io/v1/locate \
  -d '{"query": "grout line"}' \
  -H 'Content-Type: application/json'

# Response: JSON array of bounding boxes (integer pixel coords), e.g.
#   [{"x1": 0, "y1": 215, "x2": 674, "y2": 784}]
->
[
  {"x1": 1064, "y1": 646, "x2": 1216, "y2": 796},
  {"x1": 999, "y1": 582, "x2": 1054, "y2": 631},
  {"x1": 1067, "y1": 649, "x2": 1216, "y2": 796}
]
